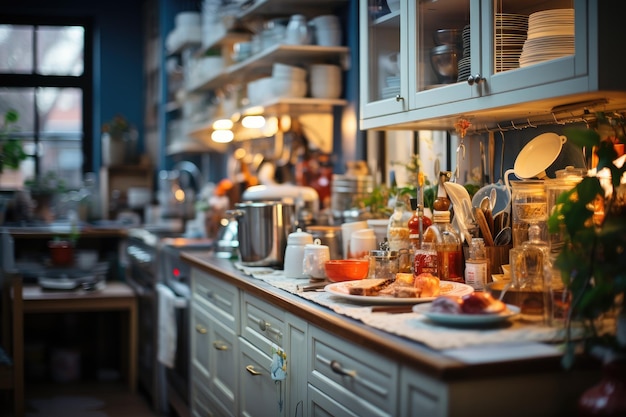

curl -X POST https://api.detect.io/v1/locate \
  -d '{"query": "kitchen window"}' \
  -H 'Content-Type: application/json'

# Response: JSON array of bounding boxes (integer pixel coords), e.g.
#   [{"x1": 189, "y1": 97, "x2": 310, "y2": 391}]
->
[{"x1": 0, "y1": 17, "x2": 93, "y2": 189}]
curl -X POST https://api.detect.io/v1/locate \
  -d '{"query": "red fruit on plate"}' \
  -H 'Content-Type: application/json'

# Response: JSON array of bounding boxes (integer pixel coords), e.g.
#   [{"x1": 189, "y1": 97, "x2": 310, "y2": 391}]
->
[{"x1": 461, "y1": 292, "x2": 505, "y2": 314}]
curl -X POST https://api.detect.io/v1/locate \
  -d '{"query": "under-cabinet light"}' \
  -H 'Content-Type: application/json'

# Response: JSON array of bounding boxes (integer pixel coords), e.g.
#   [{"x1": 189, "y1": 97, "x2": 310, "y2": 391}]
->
[
  {"x1": 241, "y1": 115, "x2": 266, "y2": 129},
  {"x1": 212, "y1": 119, "x2": 234, "y2": 130},
  {"x1": 211, "y1": 129, "x2": 234, "y2": 143}
]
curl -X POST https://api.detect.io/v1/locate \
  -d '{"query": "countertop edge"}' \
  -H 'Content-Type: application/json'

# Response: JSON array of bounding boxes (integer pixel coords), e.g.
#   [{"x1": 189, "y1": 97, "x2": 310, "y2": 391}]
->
[{"x1": 180, "y1": 251, "x2": 593, "y2": 381}]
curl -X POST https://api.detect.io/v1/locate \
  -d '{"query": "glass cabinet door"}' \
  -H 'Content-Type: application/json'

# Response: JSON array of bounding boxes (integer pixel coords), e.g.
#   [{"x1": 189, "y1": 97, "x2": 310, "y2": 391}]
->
[
  {"x1": 408, "y1": 0, "x2": 479, "y2": 110},
  {"x1": 480, "y1": 0, "x2": 582, "y2": 97},
  {"x1": 360, "y1": 1, "x2": 405, "y2": 120}
]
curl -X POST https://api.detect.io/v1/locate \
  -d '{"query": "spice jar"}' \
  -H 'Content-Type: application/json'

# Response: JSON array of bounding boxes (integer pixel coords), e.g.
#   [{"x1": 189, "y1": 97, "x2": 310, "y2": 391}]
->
[{"x1": 368, "y1": 240, "x2": 399, "y2": 279}]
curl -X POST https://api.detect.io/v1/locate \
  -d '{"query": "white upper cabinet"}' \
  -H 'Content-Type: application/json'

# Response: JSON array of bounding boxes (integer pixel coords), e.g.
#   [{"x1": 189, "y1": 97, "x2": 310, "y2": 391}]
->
[{"x1": 360, "y1": 0, "x2": 626, "y2": 131}]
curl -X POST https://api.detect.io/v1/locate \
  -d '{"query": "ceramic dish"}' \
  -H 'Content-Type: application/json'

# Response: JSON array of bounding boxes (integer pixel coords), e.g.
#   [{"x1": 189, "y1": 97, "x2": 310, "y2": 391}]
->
[
  {"x1": 506, "y1": 132, "x2": 568, "y2": 184},
  {"x1": 413, "y1": 303, "x2": 520, "y2": 326},
  {"x1": 324, "y1": 281, "x2": 474, "y2": 304}
]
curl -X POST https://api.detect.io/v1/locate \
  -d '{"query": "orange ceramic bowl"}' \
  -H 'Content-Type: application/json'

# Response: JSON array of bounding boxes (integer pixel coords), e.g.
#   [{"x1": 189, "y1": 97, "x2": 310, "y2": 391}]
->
[{"x1": 324, "y1": 259, "x2": 370, "y2": 282}]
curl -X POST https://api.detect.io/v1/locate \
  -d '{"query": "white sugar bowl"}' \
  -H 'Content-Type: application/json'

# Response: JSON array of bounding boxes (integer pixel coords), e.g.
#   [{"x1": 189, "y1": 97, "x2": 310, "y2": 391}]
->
[{"x1": 284, "y1": 228, "x2": 313, "y2": 279}]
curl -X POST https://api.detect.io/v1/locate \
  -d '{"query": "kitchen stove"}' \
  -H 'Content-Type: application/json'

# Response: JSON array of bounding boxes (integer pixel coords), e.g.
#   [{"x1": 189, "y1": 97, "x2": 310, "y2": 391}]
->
[{"x1": 125, "y1": 226, "x2": 212, "y2": 416}]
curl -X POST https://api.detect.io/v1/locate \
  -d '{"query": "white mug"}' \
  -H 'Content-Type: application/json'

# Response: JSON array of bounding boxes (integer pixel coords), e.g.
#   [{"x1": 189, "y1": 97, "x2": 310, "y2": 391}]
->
[
  {"x1": 349, "y1": 229, "x2": 377, "y2": 259},
  {"x1": 302, "y1": 239, "x2": 330, "y2": 279}
]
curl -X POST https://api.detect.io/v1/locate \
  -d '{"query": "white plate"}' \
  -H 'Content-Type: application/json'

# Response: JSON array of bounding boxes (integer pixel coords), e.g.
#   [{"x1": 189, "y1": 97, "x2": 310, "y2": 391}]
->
[
  {"x1": 413, "y1": 303, "x2": 520, "y2": 326},
  {"x1": 324, "y1": 280, "x2": 474, "y2": 304}
]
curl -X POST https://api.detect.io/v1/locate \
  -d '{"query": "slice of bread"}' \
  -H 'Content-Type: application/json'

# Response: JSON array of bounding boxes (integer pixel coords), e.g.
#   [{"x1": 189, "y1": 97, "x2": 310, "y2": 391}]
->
[{"x1": 348, "y1": 278, "x2": 393, "y2": 296}]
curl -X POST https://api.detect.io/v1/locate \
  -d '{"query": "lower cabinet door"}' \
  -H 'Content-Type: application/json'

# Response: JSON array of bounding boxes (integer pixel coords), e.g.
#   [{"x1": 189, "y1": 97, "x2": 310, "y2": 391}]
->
[
  {"x1": 308, "y1": 383, "x2": 361, "y2": 417},
  {"x1": 209, "y1": 315, "x2": 238, "y2": 417},
  {"x1": 190, "y1": 382, "x2": 215, "y2": 417},
  {"x1": 239, "y1": 337, "x2": 286, "y2": 417}
]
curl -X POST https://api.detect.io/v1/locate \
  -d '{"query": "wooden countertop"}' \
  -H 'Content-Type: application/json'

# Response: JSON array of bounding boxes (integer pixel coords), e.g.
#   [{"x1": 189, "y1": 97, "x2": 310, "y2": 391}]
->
[
  {"x1": 180, "y1": 251, "x2": 590, "y2": 382},
  {"x1": 7, "y1": 225, "x2": 129, "y2": 239}
]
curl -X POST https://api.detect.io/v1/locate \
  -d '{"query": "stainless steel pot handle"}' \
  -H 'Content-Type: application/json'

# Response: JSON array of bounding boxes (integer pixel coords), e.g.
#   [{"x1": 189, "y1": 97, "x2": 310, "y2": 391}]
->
[{"x1": 225, "y1": 209, "x2": 245, "y2": 219}]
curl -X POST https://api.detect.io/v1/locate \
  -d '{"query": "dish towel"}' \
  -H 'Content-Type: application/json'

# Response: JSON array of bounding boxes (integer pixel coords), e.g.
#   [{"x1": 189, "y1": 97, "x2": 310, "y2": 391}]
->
[{"x1": 156, "y1": 283, "x2": 187, "y2": 368}]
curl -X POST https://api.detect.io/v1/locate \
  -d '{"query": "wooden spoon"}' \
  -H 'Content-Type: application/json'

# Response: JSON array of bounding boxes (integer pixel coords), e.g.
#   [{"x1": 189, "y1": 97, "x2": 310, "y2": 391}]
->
[{"x1": 474, "y1": 207, "x2": 494, "y2": 246}]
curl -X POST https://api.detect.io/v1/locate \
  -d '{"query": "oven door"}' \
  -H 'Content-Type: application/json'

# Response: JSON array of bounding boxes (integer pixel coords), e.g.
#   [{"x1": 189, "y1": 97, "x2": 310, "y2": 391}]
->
[
  {"x1": 125, "y1": 242, "x2": 165, "y2": 413},
  {"x1": 160, "y1": 279, "x2": 190, "y2": 416}
]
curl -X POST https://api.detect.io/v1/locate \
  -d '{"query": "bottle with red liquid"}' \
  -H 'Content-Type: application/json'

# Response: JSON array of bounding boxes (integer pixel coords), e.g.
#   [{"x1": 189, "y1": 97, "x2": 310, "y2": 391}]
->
[
  {"x1": 408, "y1": 197, "x2": 432, "y2": 251},
  {"x1": 421, "y1": 210, "x2": 463, "y2": 283}
]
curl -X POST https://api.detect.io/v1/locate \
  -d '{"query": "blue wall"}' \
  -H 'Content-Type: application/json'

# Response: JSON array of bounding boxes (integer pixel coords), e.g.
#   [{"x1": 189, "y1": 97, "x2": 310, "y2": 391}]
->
[{"x1": 1, "y1": 0, "x2": 145, "y2": 168}]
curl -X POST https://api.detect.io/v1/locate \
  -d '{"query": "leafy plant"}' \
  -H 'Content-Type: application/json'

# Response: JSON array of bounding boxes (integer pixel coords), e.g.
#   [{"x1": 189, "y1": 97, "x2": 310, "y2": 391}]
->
[
  {"x1": 24, "y1": 170, "x2": 68, "y2": 195},
  {"x1": 0, "y1": 108, "x2": 28, "y2": 172},
  {"x1": 548, "y1": 112, "x2": 626, "y2": 368}
]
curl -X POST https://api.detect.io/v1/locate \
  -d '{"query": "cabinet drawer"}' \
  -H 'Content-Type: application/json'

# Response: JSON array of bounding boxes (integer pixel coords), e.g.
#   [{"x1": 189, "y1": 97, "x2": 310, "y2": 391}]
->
[
  {"x1": 309, "y1": 326, "x2": 398, "y2": 417},
  {"x1": 239, "y1": 337, "x2": 286, "y2": 417},
  {"x1": 241, "y1": 292, "x2": 285, "y2": 351},
  {"x1": 191, "y1": 304, "x2": 211, "y2": 380},
  {"x1": 192, "y1": 269, "x2": 238, "y2": 325}
]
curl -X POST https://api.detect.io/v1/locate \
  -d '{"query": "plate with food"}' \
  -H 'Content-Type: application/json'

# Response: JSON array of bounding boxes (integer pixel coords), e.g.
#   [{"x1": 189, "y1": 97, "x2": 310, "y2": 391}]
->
[
  {"x1": 324, "y1": 273, "x2": 474, "y2": 304},
  {"x1": 413, "y1": 293, "x2": 520, "y2": 326}
]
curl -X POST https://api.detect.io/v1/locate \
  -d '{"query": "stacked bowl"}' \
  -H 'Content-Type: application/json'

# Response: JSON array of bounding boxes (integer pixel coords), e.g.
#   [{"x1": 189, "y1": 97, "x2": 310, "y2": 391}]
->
[
  {"x1": 309, "y1": 64, "x2": 342, "y2": 98},
  {"x1": 309, "y1": 15, "x2": 342, "y2": 46},
  {"x1": 272, "y1": 63, "x2": 307, "y2": 98},
  {"x1": 430, "y1": 28, "x2": 462, "y2": 84}
]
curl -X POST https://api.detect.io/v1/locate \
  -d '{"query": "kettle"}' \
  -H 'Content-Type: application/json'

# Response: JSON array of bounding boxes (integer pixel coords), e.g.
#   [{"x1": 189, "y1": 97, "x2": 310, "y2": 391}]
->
[{"x1": 283, "y1": 228, "x2": 313, "y2": 278}]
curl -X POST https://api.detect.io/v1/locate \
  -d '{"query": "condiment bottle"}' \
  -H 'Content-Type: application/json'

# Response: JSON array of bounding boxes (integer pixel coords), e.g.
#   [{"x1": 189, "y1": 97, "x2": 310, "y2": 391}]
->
[
  {"x1": 464, "y1": 237, "x2": 488, "y2": 290},
  {"x1": 413, "y1": 240, "x2": 437, "y2": 277},
  {"x1": 386, "y1": 200, "x2": 411, "y2": 252},
  {"x1": 433, "y1": 171, "x2": 452, "y2": 212},
  {"x1": 422, "y1": 210, "x2": 463, "y2": 282},
  {"x1": 408, "y1": 197, "x2": 432, "y2": 251}
]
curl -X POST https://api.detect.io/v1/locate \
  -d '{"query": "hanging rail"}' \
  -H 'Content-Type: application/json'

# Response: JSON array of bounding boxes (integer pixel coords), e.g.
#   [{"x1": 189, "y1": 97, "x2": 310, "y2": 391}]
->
[{"x1": 468, "y1": 106, "x2": 626, "y2": 136}]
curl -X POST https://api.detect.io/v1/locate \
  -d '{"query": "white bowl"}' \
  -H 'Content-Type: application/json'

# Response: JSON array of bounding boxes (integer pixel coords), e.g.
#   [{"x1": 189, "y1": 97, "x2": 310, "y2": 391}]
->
[
  {"x1": 310, "y1": 15, "x2": 340, "y2": 28},
  {"x1": 247, "y1": 77, "x2": 273, "y2": 103},
  {"x1": 272, "y1": 63, "x2": 307, "y2": 81},
  {"x1": 310, "y1": 79, "x2": 341, "y2": 98},
  {"x1": 272, "y1": 78, "x2": 307, "y2": 98},
  {"x1": 314, "y1": 29, "x2": 342, "y2": 46}
]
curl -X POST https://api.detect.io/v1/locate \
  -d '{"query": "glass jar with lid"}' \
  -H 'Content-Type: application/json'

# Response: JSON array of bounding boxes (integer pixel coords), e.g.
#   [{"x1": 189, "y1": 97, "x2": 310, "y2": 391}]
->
[{"x1": 510, "y1": 180, "x2": 548, "y2": 248}]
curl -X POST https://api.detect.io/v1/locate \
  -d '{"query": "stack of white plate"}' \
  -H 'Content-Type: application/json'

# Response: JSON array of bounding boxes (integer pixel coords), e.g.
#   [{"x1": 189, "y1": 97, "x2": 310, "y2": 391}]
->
[
  {"x1": 519, "y1": 8, "x2": 575, "y2": 68},
  {"x1": 457, "y1": 25, "x2": 471, "y2": 82},
  {"x1": 381, "y1": 75, "x2": 400, "y2": 99},
  {"x1": 495, "y1": 13, "x2": 528, "y2": 72}
]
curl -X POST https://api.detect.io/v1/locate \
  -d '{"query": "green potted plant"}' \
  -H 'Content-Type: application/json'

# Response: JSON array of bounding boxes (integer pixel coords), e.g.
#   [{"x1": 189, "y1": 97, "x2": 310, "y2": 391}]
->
[
  {"x1": 0, "y1": 108, "x2": 27, "y2": 173},
  {"x1": 548, "y1": 112, "x2": 626, "y2": 413},
  {"x1": 24, "y1": 171, "x2": 68, "y2": 223}
]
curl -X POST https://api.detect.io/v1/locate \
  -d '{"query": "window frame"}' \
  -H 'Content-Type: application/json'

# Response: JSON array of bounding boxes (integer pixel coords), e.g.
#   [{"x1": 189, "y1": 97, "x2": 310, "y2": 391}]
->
[{"x1": 0, "y1": 14, "x2": 94, "y2": 175}]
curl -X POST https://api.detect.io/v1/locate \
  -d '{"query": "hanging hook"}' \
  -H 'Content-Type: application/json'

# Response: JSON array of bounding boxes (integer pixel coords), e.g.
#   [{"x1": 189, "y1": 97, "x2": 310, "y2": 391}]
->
[
  {"x1": 527, "y1": 118, "x2": 536, "y2": 128},
  {"x1": 552, "y1": 112, "x2": 566, "y2": 125},
  {"x1": 510, "y1": 120, "x2": 520, "y2": 130}
]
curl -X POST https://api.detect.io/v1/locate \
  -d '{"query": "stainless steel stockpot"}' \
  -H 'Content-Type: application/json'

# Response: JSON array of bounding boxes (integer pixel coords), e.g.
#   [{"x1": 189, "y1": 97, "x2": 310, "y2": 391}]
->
[{"x1": 229, "y1": 201, "x2": 295, "y2": 267}]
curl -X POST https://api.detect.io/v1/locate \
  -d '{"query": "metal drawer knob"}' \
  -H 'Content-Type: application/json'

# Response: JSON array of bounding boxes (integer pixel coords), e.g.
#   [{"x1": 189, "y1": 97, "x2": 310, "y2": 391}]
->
[
  {"x1": 195, "y1": 324, "x2": 207, "y2": 334},
  {"x1": 330, "y1": 360, "x2": 357, "y2": 378}
]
